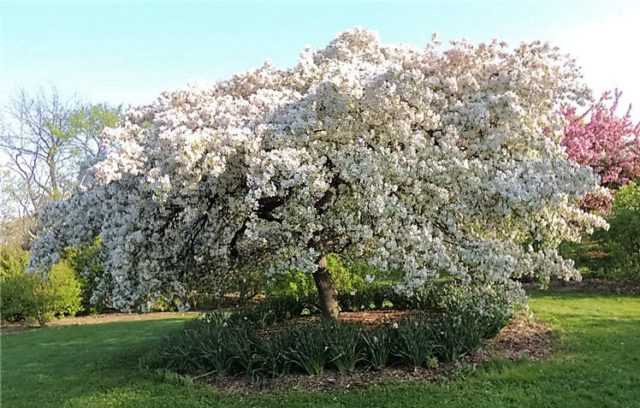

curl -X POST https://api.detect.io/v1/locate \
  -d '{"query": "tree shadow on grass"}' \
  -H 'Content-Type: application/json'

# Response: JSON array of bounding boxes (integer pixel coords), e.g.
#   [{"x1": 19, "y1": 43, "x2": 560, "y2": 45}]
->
[{"x1": 1, "y1": 318, "x2": 192, "y2": 408}]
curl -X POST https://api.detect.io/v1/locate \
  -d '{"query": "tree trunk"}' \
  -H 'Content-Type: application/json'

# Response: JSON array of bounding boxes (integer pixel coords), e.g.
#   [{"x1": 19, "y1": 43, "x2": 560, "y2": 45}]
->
[{"x1": 313, "y1": 256, "x2": 340, "y2": 320}]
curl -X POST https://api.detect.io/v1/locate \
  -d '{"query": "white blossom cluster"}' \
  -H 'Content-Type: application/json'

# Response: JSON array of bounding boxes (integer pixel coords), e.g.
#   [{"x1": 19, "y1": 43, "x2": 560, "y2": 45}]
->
[{"x1": 29, "y1": 28, "x2": 607, "y2": 310}]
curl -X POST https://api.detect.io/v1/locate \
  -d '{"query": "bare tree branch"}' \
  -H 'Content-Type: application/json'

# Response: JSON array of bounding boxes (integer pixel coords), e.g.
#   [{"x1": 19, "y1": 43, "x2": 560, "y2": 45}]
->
[{"x1": 0, "y1": 87, "x2": 123, "y2": 246}]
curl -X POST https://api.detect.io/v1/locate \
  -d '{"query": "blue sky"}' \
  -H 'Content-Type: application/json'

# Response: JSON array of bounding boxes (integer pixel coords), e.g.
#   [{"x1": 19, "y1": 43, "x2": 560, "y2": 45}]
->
[{"x1": 2, "y1": 0, "x2": 640, "y2": 109}]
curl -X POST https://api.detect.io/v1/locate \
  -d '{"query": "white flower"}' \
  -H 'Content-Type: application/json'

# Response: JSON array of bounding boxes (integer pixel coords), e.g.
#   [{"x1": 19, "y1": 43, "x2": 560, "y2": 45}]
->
[{"x1": 28, "y1": 28, "x2": 604, "y2": 311}]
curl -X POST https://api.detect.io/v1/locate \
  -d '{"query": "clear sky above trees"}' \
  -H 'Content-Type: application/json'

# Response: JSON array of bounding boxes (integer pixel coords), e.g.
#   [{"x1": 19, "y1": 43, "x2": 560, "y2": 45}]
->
[{"x1": 1, "y1": 0, "x2": 639, "y2": 112}]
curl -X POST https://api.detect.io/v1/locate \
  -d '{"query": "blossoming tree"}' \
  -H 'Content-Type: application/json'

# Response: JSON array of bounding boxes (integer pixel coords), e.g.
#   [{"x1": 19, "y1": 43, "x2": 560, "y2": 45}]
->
[
  {"x1": 563, "y1": 90, "x2": 640, "y2": 212},
  {"x1": 563, "y1": 90, "x2": 640, "y2": 187},
  {"x1": 29, "y1": 29, "x2": 606, "y2": 319}
]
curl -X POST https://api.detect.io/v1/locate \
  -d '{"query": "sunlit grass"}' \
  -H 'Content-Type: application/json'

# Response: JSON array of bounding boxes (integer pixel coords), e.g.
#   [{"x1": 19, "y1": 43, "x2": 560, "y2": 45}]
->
[{"x1": 2, "y1": 291, "x2": 639, "y2": 407}]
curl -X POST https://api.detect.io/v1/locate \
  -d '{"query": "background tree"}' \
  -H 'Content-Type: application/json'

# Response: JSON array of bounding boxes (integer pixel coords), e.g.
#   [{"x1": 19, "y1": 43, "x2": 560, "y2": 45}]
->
[
  {"x1": 0, "y1": 88, "x2": 122, "y2": 245},
  {"x1": 562, "y1": 90, "x2": 640, "y2": 212},
  {"x1": 29, "y1": 30, "x2": 606, "y2": 319},
  {"x1": 559, "y1": 90, "x2": 640, "y2": 280}
]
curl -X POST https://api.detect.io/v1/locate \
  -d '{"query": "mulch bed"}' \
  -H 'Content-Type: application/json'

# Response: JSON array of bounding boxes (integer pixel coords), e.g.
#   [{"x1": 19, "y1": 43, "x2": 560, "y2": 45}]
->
[
  {"x1": 473, "y1": 314, "x2": 553, "y2": 362},
  {"x1": 207, "y1": 364, "x2": 456, "y2": 393},
  {"x1": 202, "y1": 313, "x2": 553, "y2": 393},
  {"x1": 258, "y1": 309, "x2": 421, "y2": 336}
]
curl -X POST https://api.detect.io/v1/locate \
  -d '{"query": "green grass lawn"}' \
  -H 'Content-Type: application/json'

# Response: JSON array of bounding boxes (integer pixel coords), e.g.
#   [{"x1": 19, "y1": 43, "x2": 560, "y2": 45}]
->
[{"x1": 2, "y1": 291, "x2": 639, "y2": 408}]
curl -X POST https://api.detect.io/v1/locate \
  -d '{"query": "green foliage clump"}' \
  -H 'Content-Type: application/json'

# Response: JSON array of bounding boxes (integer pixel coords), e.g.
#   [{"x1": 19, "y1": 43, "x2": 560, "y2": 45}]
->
[
  {"x1": 1, "y1": 246, "x2": 82, "y2": 326},
  {"x1": 265, "y1": 254, "x2": 380, "y2": 299},
  {"x1": 337, "y1": 285, "x2": 410, "y2": 311},
  {"x1": 434, "y1": 284, "x2": 512, "y2": 361},
  {"x1": 562, "y1": 183, "x2": 640, "y2": 280},
  {"x1": 63, "y1": 238, "x2": 107, "y2": 314},
  {"x1": 263, "y1": 270, "x2": 316, "y2": 299},
  {"x1": 202, "y1": 295, "x2": 318, "y2": 329},
  {"x1": 325, "y1": 320, "x2": 365, "y2": 372},
  {"x1": 185, "y1": 254, "x2": 380, "y2": 309},
  {"x1": 153, "y1": 282, "x2": 516, "y2": 383},
  {"x1": 361, "y1": 327, "x2": 393, "y2": 370},
  {"x1": 393, "y1": 317, "x2": 436, "y2": 368},
  {"x1": 285, "y1": 324, "x2": 330, "y2": 375},
  {"x1": 603, "y1": 183, "x2": 640, "y2": 277},
  {"x1": 0, "y1": 246, "x2": 29, "y2": 322}
]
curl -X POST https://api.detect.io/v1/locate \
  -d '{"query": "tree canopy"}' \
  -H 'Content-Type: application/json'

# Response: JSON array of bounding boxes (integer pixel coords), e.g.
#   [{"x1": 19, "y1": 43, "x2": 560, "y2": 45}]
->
[
  {"x1": 29, "y1": 29, "x2": 606, "y2": 317},
  {"x1": 562, "y1": 90, "x2": 640, "y2": 213},
  {"x1": 0, "y1": 88, "x2": 122, "y2": 245}
]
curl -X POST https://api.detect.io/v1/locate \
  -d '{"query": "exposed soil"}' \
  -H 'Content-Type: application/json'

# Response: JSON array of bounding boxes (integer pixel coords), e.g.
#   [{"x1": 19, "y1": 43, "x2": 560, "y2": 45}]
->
[
  {"x1": 207, "y1": 364, "x2": 457, "y2": 394},
  {"x1": 258, "y1": 309, "x2": 422, "y2": 336},
  {"x1": 473, "y1": 314, "x2": 553, "y2": 362},
  {"x1": 203, "y1": 313, "x2": 553, "y2": 393}
]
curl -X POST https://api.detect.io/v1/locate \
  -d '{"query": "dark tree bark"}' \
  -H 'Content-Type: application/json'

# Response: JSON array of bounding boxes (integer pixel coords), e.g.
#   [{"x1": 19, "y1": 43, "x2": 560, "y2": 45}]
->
[{"x1": 313, "y1": 255, "x2": 340, "y2": 320}]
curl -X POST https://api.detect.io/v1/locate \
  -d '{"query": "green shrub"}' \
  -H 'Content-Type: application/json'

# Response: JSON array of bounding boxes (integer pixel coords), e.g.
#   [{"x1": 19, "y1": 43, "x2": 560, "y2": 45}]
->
[
  {"x1": 153, "y1": 281, "x2": 515, "y2": 381},
  {"x1": 285, "y1": 324, "x2": 329, "y2": 375},
  {"x1": 337, "y1": 285, "x2": 415, "y2": 312},
  {"x1": 602, "y1": 231, "x2": 640, "y2": 278},
  {"x1": 199, "y1": 294, "x2": 318, "y2": 329},
  {"x1": 1, "y1": 247, "x2": 83, "y2": 326},
  {"x1": 561, "y1": 183, "x2": 640, "y2": 281},
  {"x1": 325, "y1": 254, "x2": 367, "y2": 294},
  {"x1": 325, "y1": 321, "x2": 365, "y2": 372},
  {"x1": 614, "y1": 182, "x2": 640, "y2": 211},
  {"x1": 601, "y1": 183, "x2": 640, "y2": 279},
  {"x1": 251, "y1": 332, "x2": 295, "y2": 382},
  {"x1": 240, "y1": 295, "x2": 317, "y2": 328},
  {"x1": 265, "y1": 270, "x2": 317, "y2": 299},
  {"x1": 362, "y1": 327, "x2": 393, "y2": 370},
  {"x1": 434, "y1": 284, "x2": 513, "y2": 361},
  {"x1": 0, "y1": 247, "x2": 31, "y2": 322},
  {"x1": 264, "y1": 254, "x2": 385, "y2": 299},
  {"x1": 0, "y1": 246, "x2": 29, "y2": 279},
  {"x1": 393, "y1": 316, "x2": 436, "y2": 368},
  {"x1": 63, "y1": 239, "x2": 107, "y2": 314}
]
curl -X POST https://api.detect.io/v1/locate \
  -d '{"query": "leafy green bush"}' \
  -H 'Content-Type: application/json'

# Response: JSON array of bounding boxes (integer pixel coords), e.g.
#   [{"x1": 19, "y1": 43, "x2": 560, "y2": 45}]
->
[
  {"x1": 1, "y1": 247, "x2": 83, "y2": 326},
  {"x1": 561, "y1": 183, "x2": 640, "y2": 281},
  {"x1": 0, "y1": 246, "x2": 30, "y2": 322},
  {"x1": 602, "y1": 183, "x2": 640, "y2": 278},
  {"x1": 265, "y1": 270, "x2": 317, "y2": 299},
  {"x1": 434, "y1": 284, "x2": 514, "y2": 361},
  {"x1": 362, "y1": 327, "x2": 393, "y2": 370},
  {"x1": 285, "y1": 324, "x2": 330, "y2": 375},
  {"x1": 264, "y1": 254, "x2": 384, "y2": 299},
  {"x1": 338, "y1": 285, "x2": 411, "y2": 311},
  {"x1": 152, "y1": 281, "x2": 516, "y2": 382},
  {"x1": 614, "y1": 182, "x2": 640, "y2": 211},
  {"x1": 393, "y1": 317, "x2": 436, "y2": 368},
  {"x1": 63, "y1": 238, "x2": 107, "y2": 314},
  {"x1": 325, "y1": 254, "x2": 368, "y2": 294},
  {"x1": 325, "y1": 321, "x2": 365, "y2": 372},
  {"x1": 199, "y1": 294, "x2": 318, "y2": 329}
]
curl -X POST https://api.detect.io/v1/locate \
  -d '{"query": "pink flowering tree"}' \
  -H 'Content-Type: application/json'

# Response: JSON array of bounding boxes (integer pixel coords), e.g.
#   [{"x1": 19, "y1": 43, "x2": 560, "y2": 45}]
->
[{"x1": 563, "y1": 90, "x2": 640, "y2": 212}]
